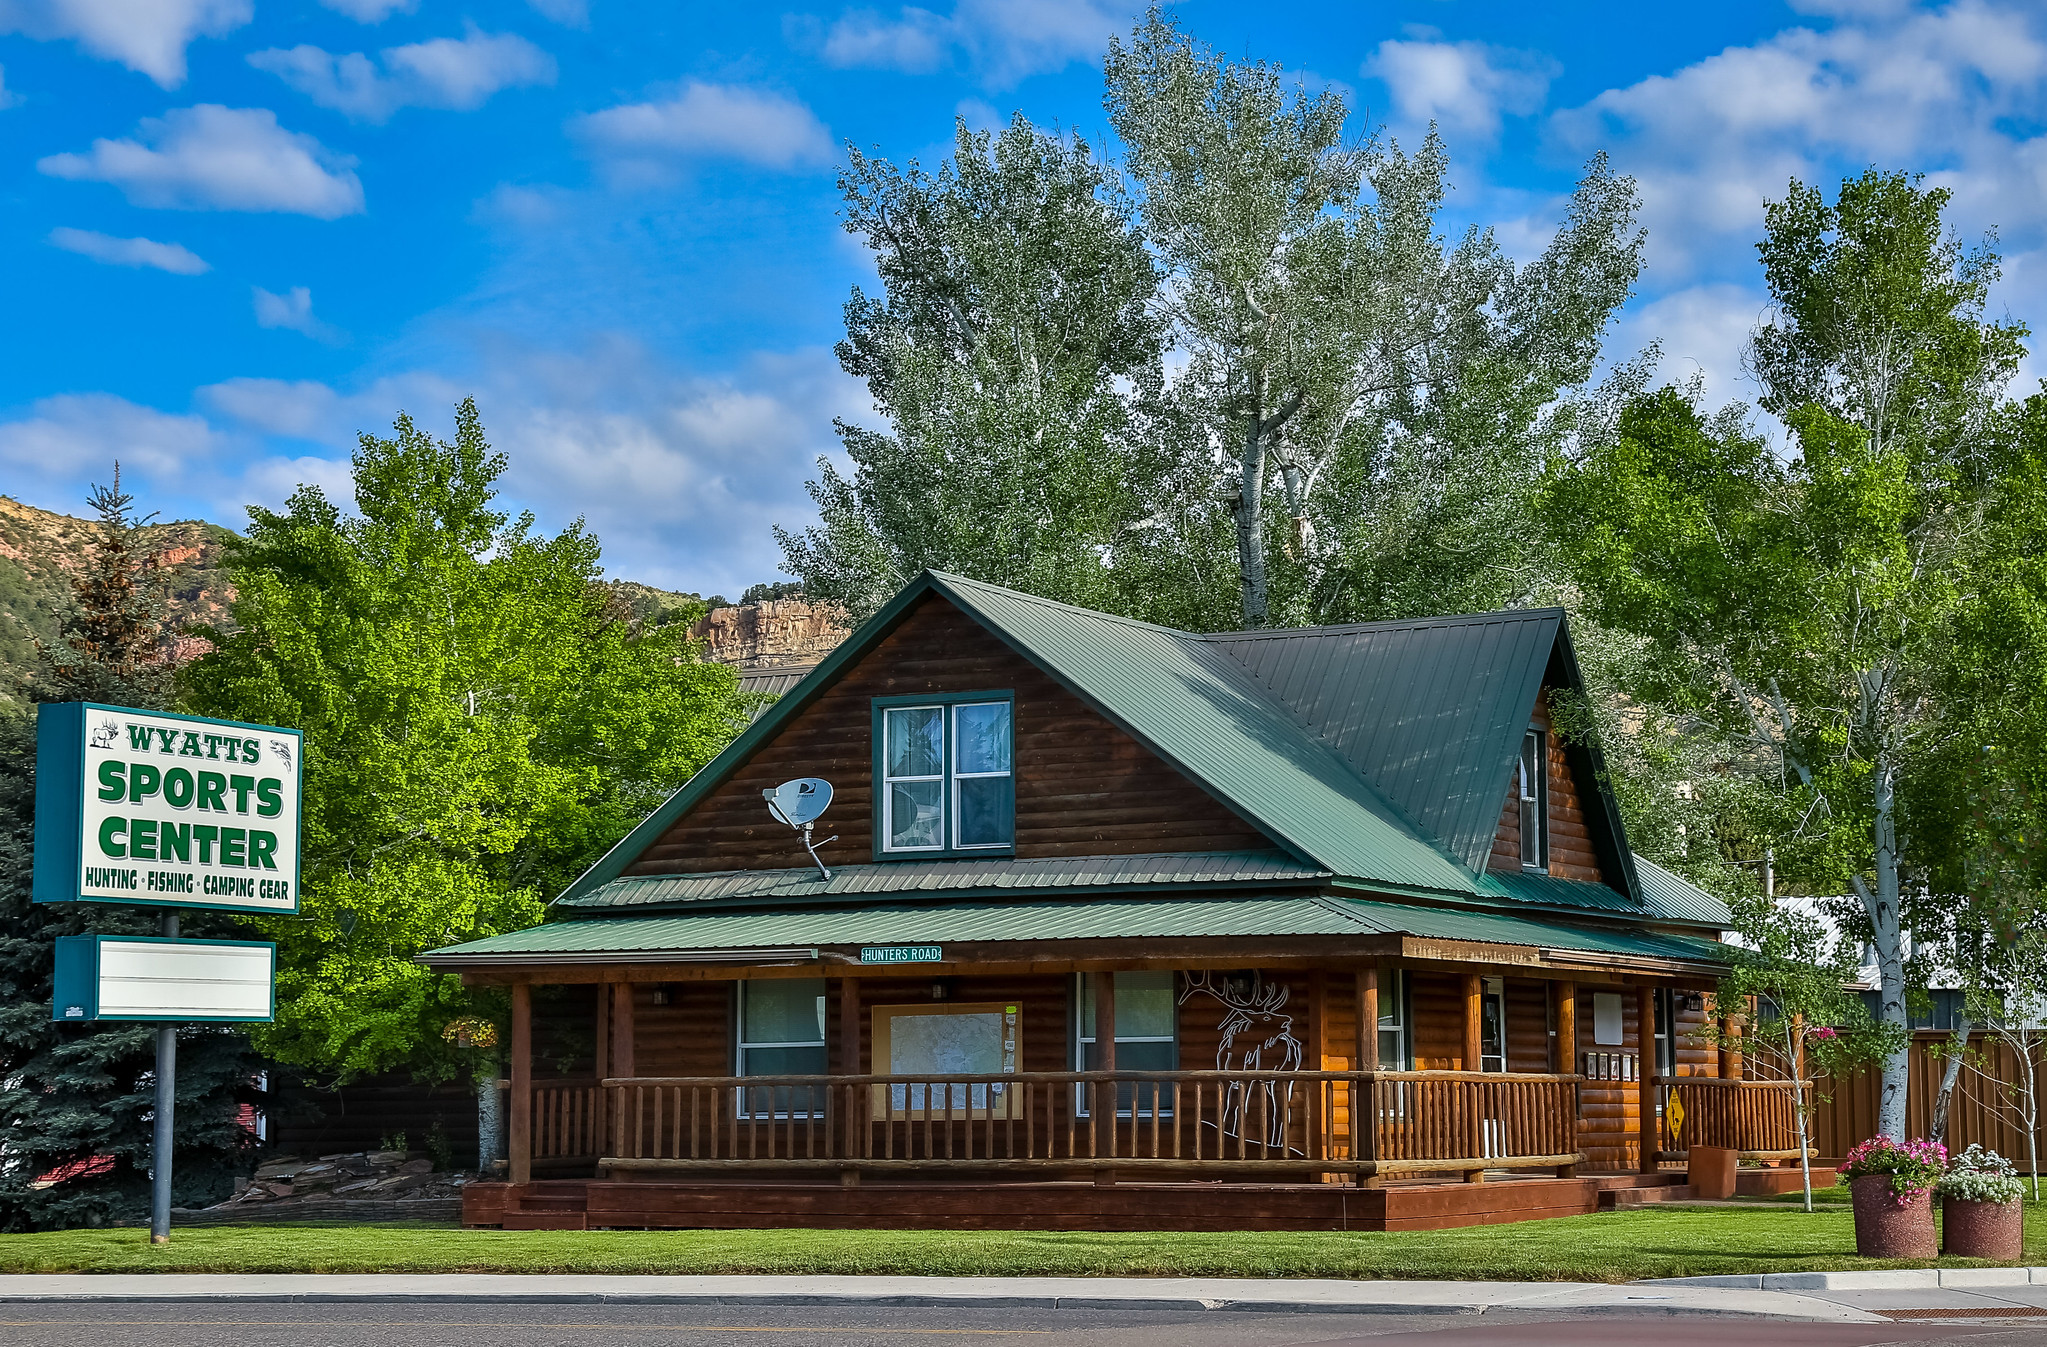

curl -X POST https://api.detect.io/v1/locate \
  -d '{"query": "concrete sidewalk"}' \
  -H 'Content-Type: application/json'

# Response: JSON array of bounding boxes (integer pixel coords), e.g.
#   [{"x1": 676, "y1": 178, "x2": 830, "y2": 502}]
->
[{"x1": 0, "y1": 1273, "x2": 1936, "y2": 1321}]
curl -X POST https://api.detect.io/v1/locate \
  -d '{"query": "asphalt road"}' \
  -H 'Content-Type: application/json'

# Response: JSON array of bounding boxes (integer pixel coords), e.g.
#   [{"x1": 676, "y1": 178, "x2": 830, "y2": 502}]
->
[{"x1": 0, "y1": 1303, "x2": 2040, "y2": 1347}]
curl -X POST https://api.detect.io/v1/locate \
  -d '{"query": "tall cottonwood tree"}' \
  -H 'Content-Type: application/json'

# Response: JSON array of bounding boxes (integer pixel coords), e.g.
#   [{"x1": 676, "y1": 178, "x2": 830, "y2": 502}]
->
[
  {"x1": 779, "y1": 114, "x2": 1165, "y2": 622},
  {"x1": 1544, "y1": 171, "x2": 2028, "y2": 1138},
  {"x1": 1105, "y1": 10, "x2": 1642, "y2": 628},
  {"x1": 782, "y1": 12, "x2": 1643, "y2": 633},
  {"x1": 184, "y1": 402, "x2": 751, "y2": 1081}
]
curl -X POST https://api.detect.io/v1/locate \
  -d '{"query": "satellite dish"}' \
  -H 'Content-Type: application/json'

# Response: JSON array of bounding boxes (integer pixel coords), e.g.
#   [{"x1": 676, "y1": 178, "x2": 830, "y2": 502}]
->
[
  {"x1": 762, "y1": 777, "x2": 837, "y2": 880},
  {"x1": 764, "y1": 777, "x2": 833, "y2": 828}
]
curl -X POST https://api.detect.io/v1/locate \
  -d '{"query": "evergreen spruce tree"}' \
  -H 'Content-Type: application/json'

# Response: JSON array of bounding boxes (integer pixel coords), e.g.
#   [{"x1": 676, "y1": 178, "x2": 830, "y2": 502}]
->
[{"x1": 0, "y1": 470, "x2": 261, "y2": 1230}]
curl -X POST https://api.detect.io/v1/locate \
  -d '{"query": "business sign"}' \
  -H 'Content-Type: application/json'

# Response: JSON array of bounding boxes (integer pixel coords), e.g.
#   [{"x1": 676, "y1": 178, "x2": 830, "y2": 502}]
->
[
  {"x1": 859, "y1": 945, "x2": 943, "y2": 964},
  {"x1": 52, "y1": 934, "x2": 276, "y2": 1022},
  {"x1": 33, "y1": 703, "x2": 303, "y2": 914}
]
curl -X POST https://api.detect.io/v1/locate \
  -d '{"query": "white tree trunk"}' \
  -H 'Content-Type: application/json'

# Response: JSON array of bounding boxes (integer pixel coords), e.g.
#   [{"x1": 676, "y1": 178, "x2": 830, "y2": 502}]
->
[
  {"x1": 1869, "y1": 755, "x2": 1911, "y2": 1139},
  {"x1": 1235, "y1": 420, "x2": 1270, "y2": 627}
]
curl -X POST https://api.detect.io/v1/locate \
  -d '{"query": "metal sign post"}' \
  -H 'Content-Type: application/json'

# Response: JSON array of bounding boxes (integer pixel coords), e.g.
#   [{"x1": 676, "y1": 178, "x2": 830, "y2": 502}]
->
[{"x1": 151, "y1": 911, "x2": 176, "y2": 1245}]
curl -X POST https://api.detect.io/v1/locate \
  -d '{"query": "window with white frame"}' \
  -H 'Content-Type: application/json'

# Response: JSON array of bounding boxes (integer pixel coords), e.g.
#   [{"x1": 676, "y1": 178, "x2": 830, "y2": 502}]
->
[
  {"x1": 1519, "y1": 728, "x2": 1549, "y2": 871},
  {"x1": 1075, "y1": 971, "x2": 1176, "y2": 1116},
  {"x1": 1378, "y1": 969, "x2": 1410, "y2": 1070},
  {"x1": 879, "y1": 698, "x2": 1014, "y2": 853},
  {"x1": 737, "y1": 978, "x2": 826, "y2": 1117}
]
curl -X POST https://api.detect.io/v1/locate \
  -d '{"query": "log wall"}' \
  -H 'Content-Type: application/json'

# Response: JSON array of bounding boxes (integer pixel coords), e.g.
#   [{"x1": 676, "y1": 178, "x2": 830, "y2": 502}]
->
[{"x1": 1487, "y1": 696, "x2": 1604, "y2": 883}]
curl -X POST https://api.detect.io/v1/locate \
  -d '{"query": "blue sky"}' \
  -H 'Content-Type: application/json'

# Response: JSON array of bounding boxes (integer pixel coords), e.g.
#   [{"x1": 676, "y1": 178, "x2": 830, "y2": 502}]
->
[{"x1": 4, "y1": 0, "x2": 2045, "y2": 595}]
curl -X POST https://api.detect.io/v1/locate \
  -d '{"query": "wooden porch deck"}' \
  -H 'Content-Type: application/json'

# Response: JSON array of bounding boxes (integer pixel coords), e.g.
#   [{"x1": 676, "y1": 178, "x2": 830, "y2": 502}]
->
[{"x1": 464, "y1": 1170, "x2": 1696, "y2": 1233}]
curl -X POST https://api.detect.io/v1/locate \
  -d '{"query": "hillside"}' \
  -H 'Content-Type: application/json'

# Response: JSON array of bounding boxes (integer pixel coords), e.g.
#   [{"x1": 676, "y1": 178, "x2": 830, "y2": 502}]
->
[
  {"x1": 0, "y1": 496, "x2": 846, "y2": 705},
  {"x1": 0, "y1": 496, "x2": 237, "y2": 705}
]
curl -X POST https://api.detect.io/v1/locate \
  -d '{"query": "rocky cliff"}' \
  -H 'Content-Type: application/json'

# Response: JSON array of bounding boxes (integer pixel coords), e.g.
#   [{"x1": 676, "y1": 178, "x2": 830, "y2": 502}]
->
[{"x1": 689, "y1": 598, "x2": 851, "y2": 670}]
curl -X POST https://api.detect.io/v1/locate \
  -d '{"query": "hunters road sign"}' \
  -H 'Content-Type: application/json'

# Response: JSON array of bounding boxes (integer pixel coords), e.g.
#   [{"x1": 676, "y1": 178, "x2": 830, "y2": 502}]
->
[
  {"x1": 53, "y1": 934, "x2": 277, "y2": 1023},
  {"x1": 33, "y1": 703, "x2": 303, "y2": 915},
  {"x1": 859, "y1": 945, "x2": 943, "y2": 964}
]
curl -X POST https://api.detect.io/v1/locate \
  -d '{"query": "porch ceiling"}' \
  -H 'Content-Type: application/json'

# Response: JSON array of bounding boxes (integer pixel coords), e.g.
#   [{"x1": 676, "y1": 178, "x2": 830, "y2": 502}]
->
[{"x1": 423, "y1": 892, "x2": 1729, "y2": 970}]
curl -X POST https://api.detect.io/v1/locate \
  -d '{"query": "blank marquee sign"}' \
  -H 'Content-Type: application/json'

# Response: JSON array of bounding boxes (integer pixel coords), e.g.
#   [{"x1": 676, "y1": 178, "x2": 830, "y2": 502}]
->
[{"x1": 53, "y1": 934, "x2": 276, "y2": 1023}]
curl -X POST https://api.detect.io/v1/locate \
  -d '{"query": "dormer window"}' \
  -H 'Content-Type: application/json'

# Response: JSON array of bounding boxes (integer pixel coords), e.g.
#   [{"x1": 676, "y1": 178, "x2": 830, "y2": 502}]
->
[
  {"x1": 877, "y1": 693, "x2": 1014, "y2": 855},
  {"x1": 1519, "y1": 727, "x2": 1548, "y2": 871}
]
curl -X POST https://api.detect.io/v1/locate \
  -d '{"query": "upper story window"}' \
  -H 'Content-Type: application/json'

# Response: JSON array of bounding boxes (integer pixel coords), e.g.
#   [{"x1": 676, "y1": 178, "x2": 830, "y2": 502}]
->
[
  {"x1": 1518, "y1": 727, "x2": 1549, "y2": 871},
  {"x1": 877, "y1": 694, "x2": 1014, "y2": 855}
]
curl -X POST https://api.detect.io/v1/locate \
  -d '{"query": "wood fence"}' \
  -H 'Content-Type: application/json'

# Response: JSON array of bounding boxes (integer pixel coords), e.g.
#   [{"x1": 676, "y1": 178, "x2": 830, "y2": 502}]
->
[{"x1": 1797, "y1": 1034, "x2": 2044, "y2": 1167}]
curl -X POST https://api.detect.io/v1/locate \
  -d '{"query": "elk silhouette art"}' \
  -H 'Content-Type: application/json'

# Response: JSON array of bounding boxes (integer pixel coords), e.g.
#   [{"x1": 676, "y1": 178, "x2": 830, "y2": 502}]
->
[{"x1": 1179, "y1": 970, "x2": 1303, "y2": 1149}]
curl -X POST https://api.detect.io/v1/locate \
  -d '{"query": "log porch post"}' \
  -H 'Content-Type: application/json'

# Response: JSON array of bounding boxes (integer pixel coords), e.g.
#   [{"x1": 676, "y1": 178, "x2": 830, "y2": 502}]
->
[
  {"x1": 1553, "y1": 980, "x2": 1577, "y2": 1177},
  {"x1": 1307, "y1": 969, "x2": 1327, "y2": 1167},
  {"x1": 593, "y1": 981, "x2": 611, "y2": 1157},
  {"x1": 1461, "y1": 973, "x2": 1482, "y2": 1071},
  {"x1": 1719, "y1": 1002, "x2": 1744, "y2": 1081},
  {"x1": 1461, "y1": 973, "x2": 1483, "y2": 1183},
  {"x1": 838, "y1": 975, "x2": 861, "y2": 1185},
  {"x1": 611, "y1": 982, "x2": 636, "y2": 1078},
  {"x1": 1092, "y1": 972, "x2": 1115, "y2": 1185},
  {"x1": 1552, "y1": 980, "x2": 1576, "y2": 1074},
  {"x1": 1638, "y1": 984, "x2": 1659, "y2": 1173},
  {"x1": 1355, "y1": 965, "x2": 1379, "y2": 1185},
  {"x1": 509, "y1": 981, "x2": 532, "y2": 1186}
]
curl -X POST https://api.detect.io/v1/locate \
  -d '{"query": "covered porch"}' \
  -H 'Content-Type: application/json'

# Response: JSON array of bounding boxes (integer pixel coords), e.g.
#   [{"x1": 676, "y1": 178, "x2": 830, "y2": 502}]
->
[{"x1": 443, "y1": 927, "x2": 1814, "y2": 1229}]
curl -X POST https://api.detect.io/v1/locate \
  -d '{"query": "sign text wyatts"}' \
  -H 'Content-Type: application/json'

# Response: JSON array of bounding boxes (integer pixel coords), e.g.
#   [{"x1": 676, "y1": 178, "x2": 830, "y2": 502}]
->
[{"x1": 46, "y1": 705, "x2": 303, "y2": 914}]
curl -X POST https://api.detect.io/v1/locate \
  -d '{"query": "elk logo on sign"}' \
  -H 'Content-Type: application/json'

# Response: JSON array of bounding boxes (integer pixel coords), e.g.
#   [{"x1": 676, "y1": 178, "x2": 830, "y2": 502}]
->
[{"x1": 1179, "y1": 970, "x2": 1303, "y2": 1149}]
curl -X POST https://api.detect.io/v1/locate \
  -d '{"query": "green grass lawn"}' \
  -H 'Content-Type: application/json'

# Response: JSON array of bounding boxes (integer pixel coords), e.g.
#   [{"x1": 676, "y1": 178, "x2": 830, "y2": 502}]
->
[{"x1": 0, "y1": 1201, "x2": 2039, "y2": 1282}]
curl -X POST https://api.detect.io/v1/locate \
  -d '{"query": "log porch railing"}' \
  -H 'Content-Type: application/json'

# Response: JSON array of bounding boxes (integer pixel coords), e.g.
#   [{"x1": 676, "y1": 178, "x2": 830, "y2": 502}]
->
[
  {"x1": 1655, "y1": 1076, "x2": 1813, "y2": 1162},
  {"x1": 581, "y1": 1070, "x2": 1584, "y2": 1181}
]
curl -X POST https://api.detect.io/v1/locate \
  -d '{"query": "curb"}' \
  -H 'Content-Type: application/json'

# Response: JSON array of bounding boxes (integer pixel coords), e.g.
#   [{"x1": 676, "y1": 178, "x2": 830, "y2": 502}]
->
[
  {"x1": 1646, "y1": 1266, "x2": 2047, "y2": 1290},
  {"x1": 0, "y1": 1276, "x2": 1883, "y2": 1321}
]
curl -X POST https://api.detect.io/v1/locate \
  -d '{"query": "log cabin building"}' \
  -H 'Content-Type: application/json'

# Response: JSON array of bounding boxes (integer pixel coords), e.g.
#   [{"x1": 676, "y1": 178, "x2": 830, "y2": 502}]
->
[{"x1": 431, "y1": 572, "x2": 1815, "y2": 1231}]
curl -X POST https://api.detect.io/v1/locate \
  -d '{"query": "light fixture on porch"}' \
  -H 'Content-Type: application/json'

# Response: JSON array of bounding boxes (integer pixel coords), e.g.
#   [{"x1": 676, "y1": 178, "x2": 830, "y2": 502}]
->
[
  {"x1": 1683, "y1": 991, "x2": 1705, "y2": 1014},
  {"x1": 649, "y1": 985, "x2": 674, "y2": 1006}
]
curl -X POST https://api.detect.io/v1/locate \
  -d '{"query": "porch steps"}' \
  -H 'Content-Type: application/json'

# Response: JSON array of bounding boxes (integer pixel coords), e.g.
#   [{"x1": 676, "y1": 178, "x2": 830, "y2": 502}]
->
[
  {"x1": 1600, "y1": 1183, "x2": 1698, "y2": 1209},
  {"x1": 498, "y1": 1184, "x2": 591, "y2": 1231}
]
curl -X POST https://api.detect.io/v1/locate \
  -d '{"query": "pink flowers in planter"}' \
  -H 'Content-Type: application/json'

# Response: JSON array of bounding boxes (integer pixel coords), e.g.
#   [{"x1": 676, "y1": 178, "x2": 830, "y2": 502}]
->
[
  {"x1": 1810, "y1": 1026, "x2": 1839, "y2": 1040},
  {"x1": 1840, "y1": 1135, "x2": 1948, "y2": 1207}
]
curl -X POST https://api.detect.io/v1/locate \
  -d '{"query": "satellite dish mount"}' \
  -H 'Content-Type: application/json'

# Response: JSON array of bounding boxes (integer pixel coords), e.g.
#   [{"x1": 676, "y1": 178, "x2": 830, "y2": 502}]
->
[{"x1": 763, "y1": 778, "x2": 836, "y2": 881}]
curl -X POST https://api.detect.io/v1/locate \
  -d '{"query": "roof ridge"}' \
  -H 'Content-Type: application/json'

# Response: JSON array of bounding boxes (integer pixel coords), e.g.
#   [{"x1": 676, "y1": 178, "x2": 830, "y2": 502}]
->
[
  {"x1": 930, "y1": 571, "x2": 1206, "y2": 640},
  {"x1": 1199, "y1": 607, "x2": 1566, "y2": 643}
]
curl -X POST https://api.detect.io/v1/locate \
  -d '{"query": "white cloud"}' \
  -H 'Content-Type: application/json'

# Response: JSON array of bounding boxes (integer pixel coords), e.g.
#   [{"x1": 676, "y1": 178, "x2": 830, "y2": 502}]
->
[
  {"x1": 572, "y1": 81, "x2": 834, "y2": 172},
  {"x1": 1551, "y1": 1, "x2": 2047, "y2": 274},
  {"x1": 801, "y1": 0, "x2": 1130, "y2": 88},
  {"x1": 253, "y1": 286, "x2": 346, "y2": 343},
  {"x1": 38, "y1": 106, "x2": 365, "y2": 218},
  {"x1": 319, "y1": 0, "x2": 415, "y2": 20},
  {"x1": 249, "y1": 25, "x2": 556, "y2": 123},
  {"x1": 1364, "y1": 38, "x2": 1556, "y2": 142},
  {"x1": 1612, "y1": 282, "x2": 1770, "y2": 408},
  {"x1": 49, "y1": 226, "x2": 209, "y2": 274},
  {"x1": 200, "y1": 345, "x2": 858, "y2": 594},
  {"x1": 0, "y1": 0, "x2": 249, "y2": 88},
  {"x1": 0, "y1": 394, "x2": 221, "y2": 492}
]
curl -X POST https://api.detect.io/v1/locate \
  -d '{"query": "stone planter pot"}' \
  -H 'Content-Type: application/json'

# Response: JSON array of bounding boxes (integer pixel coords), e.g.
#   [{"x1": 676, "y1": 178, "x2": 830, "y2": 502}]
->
[
  {"x1": 1850, "y1": 1174, "x2": 1936, "y2": 1259},
  {"x1": 1688, "y1": 1144, "x2": 1738, "y2": 1200},
  {"x1": 1942, "y1": 1195, "x2": 2023, "y2": 1260}
]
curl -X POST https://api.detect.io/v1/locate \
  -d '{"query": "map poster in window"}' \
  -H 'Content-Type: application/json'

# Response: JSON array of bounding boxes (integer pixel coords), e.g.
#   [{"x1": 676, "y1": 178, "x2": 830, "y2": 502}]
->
[{"x1": 870, "y1": 1001, "x2": 1020, "y2": 1119}]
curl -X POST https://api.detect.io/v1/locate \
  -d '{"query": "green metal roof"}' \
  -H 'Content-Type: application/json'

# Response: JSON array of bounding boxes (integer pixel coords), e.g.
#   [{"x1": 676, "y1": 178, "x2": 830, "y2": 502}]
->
[
  {"x1": 1207, "y1": 611, "x2": 1559, "y2": 874},
  {"x1": 423, "y1": 893, "x2": 1728, "y2": 967},
  {"x1": 558, "y1": 851, "x2": 1327, "y2": 912},
  {"x1": 1633, "y1": 854, "x2": 1734, "y2": 927},
  {"x1": 556, "y1": 570, "x2": 1718, "y2": 934},
  {"x1": 911, "y1": 575, "x2": 1481, "y2": 895}
]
